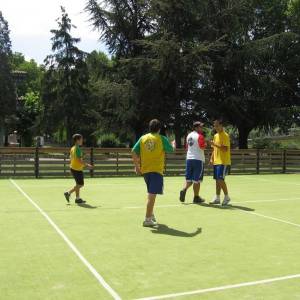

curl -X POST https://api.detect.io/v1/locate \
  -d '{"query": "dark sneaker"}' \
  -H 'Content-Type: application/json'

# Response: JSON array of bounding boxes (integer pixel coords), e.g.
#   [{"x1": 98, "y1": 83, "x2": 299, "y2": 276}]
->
[
  {"x1": 193, "y1": 196, "x2": 205, "y2": 204},
  {"x1": 75, "y1": 198, "x2": 86, "y2": 204},
  {"x1": 64, "y1": 192, "x2": 70, "y2": 203},
  {"x1": 179, "y1": 190, "x2": 187, "y2": 202}
]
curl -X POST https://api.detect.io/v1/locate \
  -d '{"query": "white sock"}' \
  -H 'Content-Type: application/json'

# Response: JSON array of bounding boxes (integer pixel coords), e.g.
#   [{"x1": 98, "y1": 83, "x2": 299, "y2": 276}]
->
[
  {"x1": 224, "y1": 195, "x2": 230, "y2": 200},
  {"x1": 216, "y1": 195, "x2": 220, "y2": 199}
]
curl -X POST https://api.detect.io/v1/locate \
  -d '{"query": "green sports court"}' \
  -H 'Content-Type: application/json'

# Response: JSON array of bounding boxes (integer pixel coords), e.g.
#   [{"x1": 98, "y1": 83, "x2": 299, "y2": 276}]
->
[{"x1": 1, "y1": 174, "x2": 300, "y2": 300}]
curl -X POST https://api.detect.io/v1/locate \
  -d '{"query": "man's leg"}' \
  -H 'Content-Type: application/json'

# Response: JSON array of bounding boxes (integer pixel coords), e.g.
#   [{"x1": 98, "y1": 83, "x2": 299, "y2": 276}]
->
[
  {"x1": 68, "y1": 186, "x2": 76, "y2": 195},
  {"x1": 216, "y1": 180, "x2": 221, "y2": 196},
  {"x1": 146, "y1": 193, "x2": 156, "y2": 218},
  {"x1": 193, "y1": 182, "x2": 200, "y2": 197},
  {"x1": 217, "y1": 179, "x2": 228, "y2": 196}
]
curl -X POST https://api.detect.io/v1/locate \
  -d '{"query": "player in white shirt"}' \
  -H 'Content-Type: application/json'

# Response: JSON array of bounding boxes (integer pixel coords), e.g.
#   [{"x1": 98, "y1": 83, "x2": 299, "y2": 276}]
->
[{"x1": 179, "y1": 121, "x2": 207, "y2": 203}]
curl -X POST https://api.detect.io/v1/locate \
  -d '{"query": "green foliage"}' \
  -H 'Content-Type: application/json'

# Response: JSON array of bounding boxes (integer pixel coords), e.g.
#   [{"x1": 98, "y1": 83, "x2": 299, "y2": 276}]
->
[
  {"x1": 0, "y1": 11, "x2": 15, "y2": 132},
  {"x1": 96, "y1": 133, "x2": 123, "y2": 148}
]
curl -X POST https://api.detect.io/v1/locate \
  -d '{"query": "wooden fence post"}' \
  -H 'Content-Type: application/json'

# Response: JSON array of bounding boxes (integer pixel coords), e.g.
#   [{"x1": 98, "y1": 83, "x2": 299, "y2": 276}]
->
[
  {"x1": 256, "y1": 149, "x2": 260, "y2": 174},
  {"x1": 90, "y1": 148, "x2": 94, "y2": 178},
  {"x1": 282, "y1": 150, "x2": 287, "y2": 174},
  {"x1": 35, "y1": 147, "x2": 39, "y2": 178}
]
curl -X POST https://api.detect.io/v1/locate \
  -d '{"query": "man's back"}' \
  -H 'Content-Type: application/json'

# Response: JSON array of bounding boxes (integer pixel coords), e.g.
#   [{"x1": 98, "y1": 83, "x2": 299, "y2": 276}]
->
[{"x1": 186, "y1": 131, "x2": 206, "y2": 161}]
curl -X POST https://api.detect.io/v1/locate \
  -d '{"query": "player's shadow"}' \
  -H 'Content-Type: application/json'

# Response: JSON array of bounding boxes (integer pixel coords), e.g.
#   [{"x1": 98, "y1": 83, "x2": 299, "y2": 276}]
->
[
  {"x1": 77, "y1": 203, "x2": 99, "y2": 209},
  {"x1": 151, "y1": 225, "x2": 202, "y2": 238},
  {"x1": 195, "y1": 202, "x2": 254, "y2": 212}
]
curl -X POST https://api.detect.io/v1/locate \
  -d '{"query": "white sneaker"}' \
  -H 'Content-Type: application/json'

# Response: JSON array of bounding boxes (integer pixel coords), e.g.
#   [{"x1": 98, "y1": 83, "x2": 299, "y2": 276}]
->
[
  {"x1": 143, "y1": 219, "x2": 157, "y2": 227},
  {"x1": 210, "y1": 197, "x2": 221, "y2": 205},
  {"x1": 222, "y1": 196, "x2": 231, "y2": 206},
  {"x1": 151, "y1": 215, "x2": 157, "y2": 224}
]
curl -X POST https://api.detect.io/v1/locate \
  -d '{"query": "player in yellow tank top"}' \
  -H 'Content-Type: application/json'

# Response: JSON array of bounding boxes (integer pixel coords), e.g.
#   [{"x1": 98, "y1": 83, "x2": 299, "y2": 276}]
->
[
  {"x1": 64, "y1": 134, "x2": 93, "y2": 204},
  {"x1": 210, "y1": 119, "x2": 231, "y2": 206},
  {"x1": 132, "y1": 119, "x2": 174, "y2": 227}
]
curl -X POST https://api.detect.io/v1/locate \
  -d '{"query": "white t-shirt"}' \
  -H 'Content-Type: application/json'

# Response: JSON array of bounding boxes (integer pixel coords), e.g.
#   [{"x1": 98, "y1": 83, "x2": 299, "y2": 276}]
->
[{"x1": 186, "y1": 131, "x2": 206, "y2": 162}]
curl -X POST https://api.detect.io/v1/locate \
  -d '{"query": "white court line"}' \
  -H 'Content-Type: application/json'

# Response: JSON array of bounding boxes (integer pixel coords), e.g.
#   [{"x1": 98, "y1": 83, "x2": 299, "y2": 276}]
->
[
  {"x1": 135, "y1": 273, "x2": 300, "y2": 300},
  {"x1": 124, "y1": 197, "x2": 299, "y2": 209},
  {"x1": 243, "y1": 176, "x2": 300, "y2": 186},
  {"x1": 242, "y1": 210, "x2": 300, "y2": 229},
  {"x1": 10, "y1": 179, "x2": 122, "y2": 300}
]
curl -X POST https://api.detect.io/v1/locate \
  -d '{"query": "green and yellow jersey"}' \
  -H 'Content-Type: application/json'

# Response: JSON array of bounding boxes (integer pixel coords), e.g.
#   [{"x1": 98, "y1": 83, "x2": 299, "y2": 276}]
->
[
  {"x1": 70, "y1": 145, "x2": 84, "y2": 171},
  {"x1": 132, "y1": 133, "x2": 174, "y2": 175},
  {"x1": 213, "y1": 131, "x2": 231, "y2": 165}
]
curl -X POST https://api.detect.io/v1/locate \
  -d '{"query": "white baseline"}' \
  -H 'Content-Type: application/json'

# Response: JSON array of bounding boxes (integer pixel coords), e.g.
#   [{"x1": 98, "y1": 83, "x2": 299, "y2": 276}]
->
[
  {"x1": 135, "y1": 273, "x2": 300, "y2": 300},
  {"x1": 10, "y1": 179, "x2": 122, "y2": 300}
]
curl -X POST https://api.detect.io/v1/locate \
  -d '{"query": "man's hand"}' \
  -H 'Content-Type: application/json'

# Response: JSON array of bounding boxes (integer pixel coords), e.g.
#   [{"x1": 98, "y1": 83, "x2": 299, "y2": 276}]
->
[
  {"x1": 135, "y1": 165, "x2": 142, "y2": 175},
  {"x1": 86, "y1": 163, "x2": 94, "y2": 169}
]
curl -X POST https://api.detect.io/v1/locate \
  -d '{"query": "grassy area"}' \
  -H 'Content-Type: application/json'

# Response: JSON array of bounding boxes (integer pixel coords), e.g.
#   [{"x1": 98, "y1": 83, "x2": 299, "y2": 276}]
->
[{"x1": 1, "y1": 174, "x2": 300, "y2": 299}]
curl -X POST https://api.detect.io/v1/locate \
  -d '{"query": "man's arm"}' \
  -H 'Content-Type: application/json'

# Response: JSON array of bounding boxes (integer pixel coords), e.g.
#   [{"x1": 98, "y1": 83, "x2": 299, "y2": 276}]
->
[
  {"x1": 76, "y1": 147, "x2": 93, "y2": 169},
  {"x1": 161, "y1": 135, "x2": 175, "y2": 153},
  {"x1": 132, "y1": 138, "x2": 142, "y2": 175}
]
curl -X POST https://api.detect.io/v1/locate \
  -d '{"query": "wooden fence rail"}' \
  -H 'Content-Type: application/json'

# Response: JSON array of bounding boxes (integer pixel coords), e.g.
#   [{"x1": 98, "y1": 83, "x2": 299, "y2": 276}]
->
[{"x1": 0, "y1": 147, "x2": 299, "y2": 178}]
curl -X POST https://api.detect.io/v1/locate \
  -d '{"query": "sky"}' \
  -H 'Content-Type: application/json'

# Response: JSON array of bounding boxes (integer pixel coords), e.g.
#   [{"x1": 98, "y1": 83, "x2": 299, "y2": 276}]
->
[{"x1": 1, "y1": 0, "x2": 108, "y2": 64}]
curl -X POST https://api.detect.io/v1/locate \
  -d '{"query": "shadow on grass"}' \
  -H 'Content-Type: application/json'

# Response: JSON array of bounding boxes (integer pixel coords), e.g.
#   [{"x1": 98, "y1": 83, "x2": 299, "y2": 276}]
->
[
  {"x1": 193, "y1": 202, "x2": 255, "y2": 212},
  {"x1": 151, "y1": 224, "x2": 202, "y2": 237},
  {"x1": 76, "y1": 203, "x2": 99, "y2": 209}
]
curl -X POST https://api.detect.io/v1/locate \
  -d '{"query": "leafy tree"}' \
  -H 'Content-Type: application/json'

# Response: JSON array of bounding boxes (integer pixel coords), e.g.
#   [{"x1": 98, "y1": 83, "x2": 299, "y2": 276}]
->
[
  {"x1": 42, "y1": 7, "x2": 91, "y2": 145},
  {"x1": 0, "y1": 11, "x2": 16, "y2": 145}
]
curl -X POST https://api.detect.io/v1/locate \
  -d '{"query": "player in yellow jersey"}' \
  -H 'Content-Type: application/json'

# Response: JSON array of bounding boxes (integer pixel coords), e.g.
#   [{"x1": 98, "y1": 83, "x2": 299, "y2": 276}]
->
[
  {"x1": 210, "y1": 119, "x2": 231, "y2": 206},
  {"x1": 64, "y1": 134, "x2": 93, "y2": 204},
  {"x1": 132, "y1": 119, "x2": 174, "y2": 227}
]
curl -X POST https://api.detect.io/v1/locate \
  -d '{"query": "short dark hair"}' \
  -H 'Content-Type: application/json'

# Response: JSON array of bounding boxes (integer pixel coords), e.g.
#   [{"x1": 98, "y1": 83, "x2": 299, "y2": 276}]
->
[
  {"x1": 214, "y1": 118, "x2": 224, "y2": 125},
  {"x1": 193, "y1": 121, "x2": 204, "y2": 129},
  {"x1": 149, "y1": 119, "x2": 161, "y2": 133},
  {"x1": 72, "y1": 134, "x2": 83, "y2": 143}
]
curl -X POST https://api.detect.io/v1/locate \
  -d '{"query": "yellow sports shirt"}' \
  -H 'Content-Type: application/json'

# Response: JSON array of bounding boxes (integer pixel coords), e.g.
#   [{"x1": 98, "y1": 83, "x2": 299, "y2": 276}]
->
[
  {"x1": 132, "y1": 133, "x2": 173, "y2": 175},
  {"x1": 70, "y1": 145, "x2": 84, "y2": 171},
  {"x1": 213, "y1": 131, "x2": 231, "y2": 165}
]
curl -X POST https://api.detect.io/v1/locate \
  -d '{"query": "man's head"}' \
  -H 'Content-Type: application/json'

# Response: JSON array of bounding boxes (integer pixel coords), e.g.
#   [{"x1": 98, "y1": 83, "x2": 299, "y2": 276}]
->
[
  {"x1": 149, "y1": 119, "x2": 161, "y2": 134},
  {"x1": 193, "y1": 121, "x2": 204, "y2": 133},
  {"x1": 213, "y1": 119, "x2": 224, "y2": 133},
  {"x1": 73, "y1": 134, "x2": 83, "y2": 146}
]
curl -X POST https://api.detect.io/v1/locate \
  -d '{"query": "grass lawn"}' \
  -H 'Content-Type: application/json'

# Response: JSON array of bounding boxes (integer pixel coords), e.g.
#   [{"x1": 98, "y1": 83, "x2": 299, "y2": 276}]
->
[{"x1": 1, "y1": 174, "x2": 300, "y2": 300}]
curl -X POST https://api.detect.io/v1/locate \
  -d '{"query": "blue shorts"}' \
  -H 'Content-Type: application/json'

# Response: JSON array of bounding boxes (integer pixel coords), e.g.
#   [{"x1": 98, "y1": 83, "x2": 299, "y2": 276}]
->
[
  {"x1": 186, "y1": 159, "x2": 204, "y2": 183},
  {"x1": 213, "y1": 165, "x2": 229, "y2": 180},
  {"x1": 144, "y1": 172, "x2": 164, "y2": 195}
]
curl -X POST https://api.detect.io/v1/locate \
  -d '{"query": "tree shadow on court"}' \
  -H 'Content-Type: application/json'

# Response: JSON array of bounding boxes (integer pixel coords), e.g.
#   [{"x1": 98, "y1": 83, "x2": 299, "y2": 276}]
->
[
  {"x1": 151, "y1": 224, "x2": 202, "y2": 237},
  {"x1": 195, "y1": 202, "x2": 255, "y2": 212}
]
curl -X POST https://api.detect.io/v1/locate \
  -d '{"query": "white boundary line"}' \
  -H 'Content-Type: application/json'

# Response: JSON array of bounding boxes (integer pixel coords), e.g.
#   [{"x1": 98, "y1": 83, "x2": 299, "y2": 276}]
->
[
  {"x1": 124, "y1": 197, "x2": 299, "y2": 209},
  {"x1": 10, "y1": 179, "x2": 122, "y2": 300},
  {"x1": 242, "y1": 210, "x2": 300, "y2": 229},
  {"x1": 134, "y1": 273, "x2": 300, "y2": 300},
  {"x1": 242, "y1": 176, "x2": 300, "y2": 186}
]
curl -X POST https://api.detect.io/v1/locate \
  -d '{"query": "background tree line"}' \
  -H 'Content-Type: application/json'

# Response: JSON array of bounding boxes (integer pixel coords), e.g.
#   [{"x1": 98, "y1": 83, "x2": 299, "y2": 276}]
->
[{"x1": 1, "y1": 0, "x2": 300, "y2": 148}]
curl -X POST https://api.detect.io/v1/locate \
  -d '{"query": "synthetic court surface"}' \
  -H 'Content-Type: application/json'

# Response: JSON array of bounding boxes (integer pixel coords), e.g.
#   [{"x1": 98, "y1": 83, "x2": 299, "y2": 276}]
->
[{"x1": 1, "y1": 174, "x2": 300, "y2": 300}]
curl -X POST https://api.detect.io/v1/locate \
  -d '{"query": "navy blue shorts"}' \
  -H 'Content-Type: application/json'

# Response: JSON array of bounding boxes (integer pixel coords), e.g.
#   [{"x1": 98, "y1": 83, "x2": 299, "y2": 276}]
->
[
  {"x1": 144, "y1": 172, "x2": 164, "y2": 195},
  {"x1": 186, "y1": 159, "x2": 204, "y2": 183},
  {"x1": 213, "y1": 165, "x2": 229, "y2": 180}
]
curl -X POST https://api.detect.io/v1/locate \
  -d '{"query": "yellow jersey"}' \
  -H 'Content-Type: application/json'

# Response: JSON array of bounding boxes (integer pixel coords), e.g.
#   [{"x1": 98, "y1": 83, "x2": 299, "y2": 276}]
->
[
  {"x1": 132, "y1": 133, "x2": 173, "y2": 175},
  {"x1": 213, "y1": 131, "x2": 231, "y2": 165},
  {"x1": 70, "y1": 145, "x2": 84, "y2": 171}
]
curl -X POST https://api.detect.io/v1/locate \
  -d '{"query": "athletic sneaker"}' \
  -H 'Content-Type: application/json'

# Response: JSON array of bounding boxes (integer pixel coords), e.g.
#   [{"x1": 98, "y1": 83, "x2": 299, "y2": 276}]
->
[
  {"x1": 64, "y1": 192, "x2": 70, "y2": 203},
  {"x1": 143, "y1": 219, "x2": 157, "y2": 227},
  {"x1": 210, "y1": 197, "x2": 221, "y2": 205},
  {"x1": 193, "y1": 196, "x2": 205, "y2": 204},
  {"x1": 179, "y1": 189, "x2": 186, "y2": 202},
  {"x1": 151, "y1": 215, "x2": 157, "y2": 224},
  {"x1": 75, "y1": 198, "x2": 86, "y2": 204},
  {"x1": 222, "y1": 196, "x2": 231, "y2": 206}
]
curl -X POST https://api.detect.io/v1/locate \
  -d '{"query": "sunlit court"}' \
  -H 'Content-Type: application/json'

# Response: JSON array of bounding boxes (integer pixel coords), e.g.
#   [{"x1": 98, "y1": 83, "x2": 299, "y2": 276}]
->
[{"x1": 1, "y1": 174, "x2": 300, "y2": 300}]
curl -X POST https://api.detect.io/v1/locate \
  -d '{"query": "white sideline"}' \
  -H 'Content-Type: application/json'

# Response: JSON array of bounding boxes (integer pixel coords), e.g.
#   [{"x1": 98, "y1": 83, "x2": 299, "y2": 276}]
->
[
  {"x1": 135, "y1": 273, "x2": 300, "y2": 300},
  {"x1": 124, "y1": 197, "x2": 299, "y2": 209},
  {"x1": 243, "y1": 176, "x2": 300, "y2": 186},
  {"x1": 242, "y1": 210, "x2": 300, "y2": 229},
  {"x1": 10, "y1": 179, "x2": 122, "y2": 300}
]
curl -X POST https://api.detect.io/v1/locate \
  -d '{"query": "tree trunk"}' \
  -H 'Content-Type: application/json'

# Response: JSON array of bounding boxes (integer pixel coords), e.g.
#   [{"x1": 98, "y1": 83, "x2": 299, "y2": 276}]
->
[{"x1": 237, "y1": 126, "x2": 252, "y2": 149}]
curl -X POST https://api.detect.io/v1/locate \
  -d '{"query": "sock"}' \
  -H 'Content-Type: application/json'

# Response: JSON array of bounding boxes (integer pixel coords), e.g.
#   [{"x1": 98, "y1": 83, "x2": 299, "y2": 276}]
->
[
  {"x1": 224, "y1": 194, "x2": 230, "y2": 200},
  {"x1": 216, "y1": 195, "x2": 220, "y2": 199}
]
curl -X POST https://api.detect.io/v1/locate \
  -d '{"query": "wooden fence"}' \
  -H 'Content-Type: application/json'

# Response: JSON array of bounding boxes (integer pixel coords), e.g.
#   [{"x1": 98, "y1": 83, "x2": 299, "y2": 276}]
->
[{"x1": 0, "y1": 147, "x2": 299, "y2": 178}]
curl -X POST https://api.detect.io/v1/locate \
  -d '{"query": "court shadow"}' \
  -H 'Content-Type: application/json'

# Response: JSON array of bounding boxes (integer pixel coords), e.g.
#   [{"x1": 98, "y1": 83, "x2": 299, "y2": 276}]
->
[
  {"x1": 197, "y1": 202, "x2": 254, "y2": 212},
  {"x1": 151, "y1": 224, "x2": 202, "y2": 238},
  {"x1": 77, "y1": 203, "x2": 99, "y2": 209}
]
